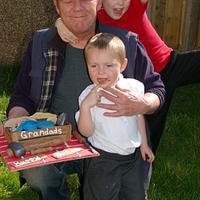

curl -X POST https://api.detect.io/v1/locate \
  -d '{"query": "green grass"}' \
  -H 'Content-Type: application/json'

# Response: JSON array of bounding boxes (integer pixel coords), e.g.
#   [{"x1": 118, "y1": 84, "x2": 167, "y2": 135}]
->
[
  {"x1": 149, "y1": 84, "x2": 200, "y2": 199},
  {"x1": 0, "y1": 65, "x2": 200, "y2": 199}
]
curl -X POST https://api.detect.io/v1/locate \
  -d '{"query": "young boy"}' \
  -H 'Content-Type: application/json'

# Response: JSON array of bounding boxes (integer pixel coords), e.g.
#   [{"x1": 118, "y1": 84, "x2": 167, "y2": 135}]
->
[
  {"x1": 97, "y1": 0, "x2": 172, "y2": 73},
  {"x1": 75, "y1": 32, "x2": 154, "y2": 200}
]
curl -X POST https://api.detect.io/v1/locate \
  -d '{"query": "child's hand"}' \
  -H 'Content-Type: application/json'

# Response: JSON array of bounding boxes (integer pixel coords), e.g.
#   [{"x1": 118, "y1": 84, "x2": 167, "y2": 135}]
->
[
  {"x1": 81, "y1": 85, "x2": 102, "y2": 109},
  {"x1": 140, "y1": 144, "x2": 155, "y2": 163},
  {"x1": 55, "y1": 18, "x2": 78, "y2": 44}
]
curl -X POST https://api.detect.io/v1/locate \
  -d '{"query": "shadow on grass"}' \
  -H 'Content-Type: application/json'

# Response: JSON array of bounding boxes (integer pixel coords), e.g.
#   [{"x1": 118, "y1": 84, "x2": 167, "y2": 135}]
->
[
  {"x1": 0, "y1": 185, "x2": 39, "y2": 200},
  {"x1": 0, "y1": 65, "x2": 20, "y2": 95}
]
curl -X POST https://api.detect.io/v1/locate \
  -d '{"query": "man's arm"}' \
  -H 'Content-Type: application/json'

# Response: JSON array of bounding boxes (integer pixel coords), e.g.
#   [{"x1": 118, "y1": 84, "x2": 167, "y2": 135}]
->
[
  {"x1": 6, "y1": 40, "x2": 37, "y2": 117},
  {"x1": 132, "y1": 40, "x2": 165, "y2": 112},
  {"x1": 0, "y1": 41, "x2": 36, "y2": 136}
]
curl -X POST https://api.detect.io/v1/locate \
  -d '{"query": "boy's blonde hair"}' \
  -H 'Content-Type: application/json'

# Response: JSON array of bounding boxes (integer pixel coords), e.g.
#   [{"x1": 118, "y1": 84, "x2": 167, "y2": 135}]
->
[{"x1": 85, "y1": 33, "x2": 126, "y2": 63}]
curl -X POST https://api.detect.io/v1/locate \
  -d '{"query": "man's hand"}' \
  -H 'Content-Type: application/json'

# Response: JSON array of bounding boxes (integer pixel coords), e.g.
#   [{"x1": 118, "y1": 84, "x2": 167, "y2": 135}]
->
[
  {"x1": 0, "y1": 106, "x2": 30, "y2": 136},
  {"x1": 97, "y1": 85, "x2": 151, "y2": 117}
]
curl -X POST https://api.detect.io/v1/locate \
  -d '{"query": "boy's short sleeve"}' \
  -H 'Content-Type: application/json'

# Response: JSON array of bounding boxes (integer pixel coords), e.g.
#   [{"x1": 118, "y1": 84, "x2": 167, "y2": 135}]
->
[{"x1": 75, "y1": 85, "x2": 94, "y2": 122}]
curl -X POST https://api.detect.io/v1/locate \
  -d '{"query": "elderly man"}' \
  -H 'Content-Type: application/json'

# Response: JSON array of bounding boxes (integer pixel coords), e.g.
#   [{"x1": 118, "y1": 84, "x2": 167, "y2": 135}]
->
[{"x1": 1, "y1": 0, "x2": 165, "y2": 199}]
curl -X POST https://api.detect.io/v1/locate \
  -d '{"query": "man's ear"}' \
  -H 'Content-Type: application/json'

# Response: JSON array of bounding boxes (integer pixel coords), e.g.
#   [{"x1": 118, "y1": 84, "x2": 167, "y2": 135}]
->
[
  {"x1": 120, "y1": 58, "x2": 128, "y2": 72},
  {"x1": 97, "y1": 0, "x2": 103, "y2": 11},
  {"x1": 53, "y1": 0, "x2": 60, "y2": 15}
]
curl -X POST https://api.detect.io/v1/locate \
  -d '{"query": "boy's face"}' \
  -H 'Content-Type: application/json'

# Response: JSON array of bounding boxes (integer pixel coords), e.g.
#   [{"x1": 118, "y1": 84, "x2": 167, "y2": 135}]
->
[
  {"x1": 103, "y1": 0, "x2": 131, "y2": 20},
  {"x1": 86, "y1": 48, "x2": 127, "y2": 88}
]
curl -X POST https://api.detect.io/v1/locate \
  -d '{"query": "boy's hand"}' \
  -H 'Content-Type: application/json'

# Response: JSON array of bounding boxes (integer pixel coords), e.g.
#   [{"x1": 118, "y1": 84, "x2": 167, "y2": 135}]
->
[
  {"x1": 81, "y1": 85, "x2": 101, "y2": 109},
  {"x1": 140, "y1": 144, "x2": 155, "y2": 163}
]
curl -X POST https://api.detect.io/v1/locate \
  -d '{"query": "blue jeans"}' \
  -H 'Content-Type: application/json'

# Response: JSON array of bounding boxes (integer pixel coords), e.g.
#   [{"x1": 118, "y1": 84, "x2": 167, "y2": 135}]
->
[{"x1": 20, "y1": 160, "x2": 83, "y2": 200}]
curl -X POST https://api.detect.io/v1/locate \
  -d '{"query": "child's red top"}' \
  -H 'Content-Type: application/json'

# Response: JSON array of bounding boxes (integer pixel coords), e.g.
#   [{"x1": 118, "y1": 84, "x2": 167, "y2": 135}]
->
[{"x1": 98, "y1": 0, "x2": 173, "y2": 73}]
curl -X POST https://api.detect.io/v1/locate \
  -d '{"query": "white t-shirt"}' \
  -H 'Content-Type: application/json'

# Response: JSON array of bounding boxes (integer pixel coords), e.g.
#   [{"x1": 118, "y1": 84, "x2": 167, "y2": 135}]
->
[{"x1": 76, "y1": 74, "x2": 144, "y2": 155}]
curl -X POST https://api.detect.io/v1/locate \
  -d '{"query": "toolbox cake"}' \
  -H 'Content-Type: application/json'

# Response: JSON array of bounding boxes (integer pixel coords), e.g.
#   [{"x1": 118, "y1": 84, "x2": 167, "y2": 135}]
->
[
  {"x1": 4, "y1": 112, "x2": 72, "y2": 157},
  {"x1": 0, "y1": 112, "x2": 99, "y2": 171}
]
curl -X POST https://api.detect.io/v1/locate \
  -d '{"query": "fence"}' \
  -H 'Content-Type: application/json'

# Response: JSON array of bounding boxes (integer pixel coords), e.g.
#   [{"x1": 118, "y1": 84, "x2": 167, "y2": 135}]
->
[{"x1": 148, "y1": 0, "x2": 200, "y2": 50}]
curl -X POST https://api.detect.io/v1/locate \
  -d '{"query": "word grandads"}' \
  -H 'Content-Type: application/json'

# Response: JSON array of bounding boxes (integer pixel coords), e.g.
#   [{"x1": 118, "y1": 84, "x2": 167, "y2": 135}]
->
[{"x1": 20, "y1": 127, "x2": 63, "y2": 140}]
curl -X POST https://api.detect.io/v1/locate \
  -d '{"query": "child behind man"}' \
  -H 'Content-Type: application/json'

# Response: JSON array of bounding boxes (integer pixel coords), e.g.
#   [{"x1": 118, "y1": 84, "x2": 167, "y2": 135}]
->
[{"x1": 75, "y1": 32, "x2": 154, "y2": 200}]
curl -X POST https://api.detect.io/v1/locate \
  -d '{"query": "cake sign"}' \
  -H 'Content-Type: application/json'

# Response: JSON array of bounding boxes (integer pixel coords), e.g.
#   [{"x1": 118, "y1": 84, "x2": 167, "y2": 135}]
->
[
  {"x1": 20, "y1": 127, "x2": 63, "y2": 140},
  {"x1": 11, "y1": 155, "x2": 48, "y2": 167}
]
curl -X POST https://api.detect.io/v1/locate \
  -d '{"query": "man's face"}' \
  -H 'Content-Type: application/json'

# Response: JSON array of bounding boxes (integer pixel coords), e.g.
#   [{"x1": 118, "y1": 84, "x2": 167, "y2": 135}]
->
[{"x1": 54, "y1": 0, "x2": 102, "y2": 36}]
